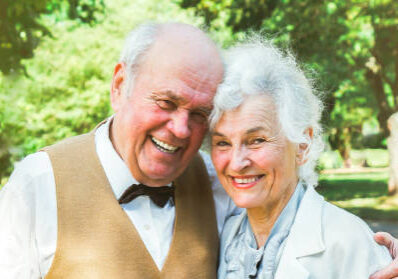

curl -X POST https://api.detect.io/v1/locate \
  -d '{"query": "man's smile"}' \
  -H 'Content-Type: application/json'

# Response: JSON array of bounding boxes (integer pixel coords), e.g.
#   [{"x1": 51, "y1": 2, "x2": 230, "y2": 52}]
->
[{"x1": 151, "y1": 136, "x2": 180, "y2": 154}]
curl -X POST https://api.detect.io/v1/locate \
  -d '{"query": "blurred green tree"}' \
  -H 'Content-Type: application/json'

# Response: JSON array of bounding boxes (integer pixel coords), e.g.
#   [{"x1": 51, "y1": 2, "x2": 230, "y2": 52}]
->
[
  {"x1": 0, "y1": 0, "x2": 204, "y2": 183},
  {"x1": 178, "y1": 0, "x2": 398, "y2": 165},
  {"x1": 0, "y1": 0, "x2": 104, "y2": 75}
]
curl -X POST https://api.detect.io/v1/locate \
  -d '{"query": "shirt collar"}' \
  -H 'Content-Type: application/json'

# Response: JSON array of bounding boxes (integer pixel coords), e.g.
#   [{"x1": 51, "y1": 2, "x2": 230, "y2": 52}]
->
[
  {"x1": 94, "y1": 116, "x2": 137, "y2": 200},
  {"x1": 94, "y1": 117, "x2": 172, "y2": 200},
  {"x1": 269, "y1": 181, "x2": 306, "y2": 239},
  {"x1": 242, "y1": 182, "x2": 306, "y2": 249}
]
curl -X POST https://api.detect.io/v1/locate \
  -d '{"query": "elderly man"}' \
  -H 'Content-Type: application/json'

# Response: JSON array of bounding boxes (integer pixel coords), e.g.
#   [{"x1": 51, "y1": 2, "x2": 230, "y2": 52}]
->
[
  {"x1": 0, "y1": 22, "x2": 397, "y2": 279},
  {"x1": 0, "y1": 22, "x2": 234, "y2": 278}
]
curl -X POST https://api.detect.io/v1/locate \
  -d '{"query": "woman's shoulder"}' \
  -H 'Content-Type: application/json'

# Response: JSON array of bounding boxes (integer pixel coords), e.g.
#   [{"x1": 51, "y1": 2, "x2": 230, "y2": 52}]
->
[
  {"x1": 321, "y1": 199, "x2": 376, "y2": 243},
  {"x1": 302, "y1": 186, "x2": 381, "y2": 246},
  {"x1": 284, "y1": 187, "x2": 391, "y2": 278}
]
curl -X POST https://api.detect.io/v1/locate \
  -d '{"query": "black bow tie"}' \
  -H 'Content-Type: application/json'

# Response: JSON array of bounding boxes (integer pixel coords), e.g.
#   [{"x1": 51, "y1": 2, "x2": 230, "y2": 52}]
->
[{"x1": 118, "y1": 183, "x2": 175, "y2": 208}]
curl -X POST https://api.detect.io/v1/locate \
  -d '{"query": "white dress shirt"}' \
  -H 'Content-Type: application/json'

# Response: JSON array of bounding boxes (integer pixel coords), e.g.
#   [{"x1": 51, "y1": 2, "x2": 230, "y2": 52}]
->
[{"x1": 0, "y1": 118, "x2": 238, "y2": 278}]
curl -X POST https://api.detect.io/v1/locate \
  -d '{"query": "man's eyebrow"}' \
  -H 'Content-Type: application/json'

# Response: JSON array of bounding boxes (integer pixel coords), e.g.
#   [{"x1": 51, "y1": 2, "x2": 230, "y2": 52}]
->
[
  {"x1": 151, "y1": 90, "x2": 183, "y2": 101},
  {"x1": 195, "y1": 106, "x2": 213, "y2": 116},
  {"x1": 152, "y1": 90, "x2": 213, "y2": 115}
]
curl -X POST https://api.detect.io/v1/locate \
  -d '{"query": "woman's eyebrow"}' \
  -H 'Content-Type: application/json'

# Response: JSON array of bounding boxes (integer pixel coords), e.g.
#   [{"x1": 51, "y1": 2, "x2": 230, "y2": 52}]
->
[
  {"x1": 210, "y1": 131, "x2": 225, "y2": 137},
  {"x1": 246, "y1": 126, "x2": 265, "y2": 134}
]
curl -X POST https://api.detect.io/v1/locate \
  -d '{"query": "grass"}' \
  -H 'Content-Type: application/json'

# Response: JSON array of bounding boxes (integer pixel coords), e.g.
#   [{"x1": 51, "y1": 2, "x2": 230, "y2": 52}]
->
[{"x1": 317, "y1": 171, "x2": 398, "y2": 221}]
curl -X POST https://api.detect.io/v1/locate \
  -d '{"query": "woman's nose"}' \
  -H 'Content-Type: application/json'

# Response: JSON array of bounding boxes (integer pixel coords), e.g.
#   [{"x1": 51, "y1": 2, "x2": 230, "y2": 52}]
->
[{"x1": 229, "y1": 146, "x2": 251, "y2": 172}]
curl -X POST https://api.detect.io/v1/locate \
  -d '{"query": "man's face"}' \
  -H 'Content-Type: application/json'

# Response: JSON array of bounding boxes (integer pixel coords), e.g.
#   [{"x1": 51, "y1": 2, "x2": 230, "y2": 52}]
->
[{"x1": 111, "y1": 38, "x2": 222, "y2": 186}]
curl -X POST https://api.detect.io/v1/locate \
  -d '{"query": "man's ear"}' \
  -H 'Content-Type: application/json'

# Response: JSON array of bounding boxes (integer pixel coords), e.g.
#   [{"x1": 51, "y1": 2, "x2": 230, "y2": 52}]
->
[
  {"x1": 110, "y1": 62, "x2": 127, "y2": 112},
  {"x1": 296, "y1": 127, "x2": 313, "y2": 166}
]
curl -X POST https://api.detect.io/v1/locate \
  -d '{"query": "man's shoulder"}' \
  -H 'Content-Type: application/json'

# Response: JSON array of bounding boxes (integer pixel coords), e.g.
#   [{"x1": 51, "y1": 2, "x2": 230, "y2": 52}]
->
[
  {"x1": 1, "y1": 152, "x2": 54, "y2": 201},
  {"x1": 11, "y1": 152, "x2": 53, "y2": 180},
  {"x1": 43, "y1": 132, "x2": 93, "y2": 153}
]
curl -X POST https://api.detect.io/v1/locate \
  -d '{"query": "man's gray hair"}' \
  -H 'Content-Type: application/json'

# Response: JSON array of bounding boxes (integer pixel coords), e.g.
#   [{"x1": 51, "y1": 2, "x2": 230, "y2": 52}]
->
[
  {"x1": 209, "y1": 36, "x2": 324, "y2": 187},
  {"x1": 119, "y1": 23, "x2": 160, "y2": 95}
]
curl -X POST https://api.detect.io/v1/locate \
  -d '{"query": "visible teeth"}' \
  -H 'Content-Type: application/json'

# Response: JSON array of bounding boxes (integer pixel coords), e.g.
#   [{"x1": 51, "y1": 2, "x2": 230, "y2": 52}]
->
[
  {"x1": 234, "y1": 177, "x2": 258, "y2": 184},
  {"x1": 151, "y1": 137, "x2": 179, "y2": 153}
]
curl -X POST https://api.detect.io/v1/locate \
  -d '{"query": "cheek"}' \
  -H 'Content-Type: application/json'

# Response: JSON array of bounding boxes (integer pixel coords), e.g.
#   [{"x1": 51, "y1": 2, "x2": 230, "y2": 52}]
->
[
  {"x1": 211, "y1": 150, "x2": 230, "y2": 173},
  {"x1": 251, "y1": 150, "x2": 275, "y2": 169},
  {"x1": 188, "y1": 123, "x2": 207, "y2": 143},
  {"x1": 137, "y1": 107, "x2": 171, "y2": 132},
  {"x1": 192, "y1": 123, "x2": 207, "y2": 136}
]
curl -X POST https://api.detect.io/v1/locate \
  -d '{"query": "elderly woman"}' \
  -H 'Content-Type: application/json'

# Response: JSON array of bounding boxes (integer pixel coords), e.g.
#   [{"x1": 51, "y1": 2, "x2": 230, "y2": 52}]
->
[{"x1": 210, "y1": 38, "x2": 391, "y2": 279}]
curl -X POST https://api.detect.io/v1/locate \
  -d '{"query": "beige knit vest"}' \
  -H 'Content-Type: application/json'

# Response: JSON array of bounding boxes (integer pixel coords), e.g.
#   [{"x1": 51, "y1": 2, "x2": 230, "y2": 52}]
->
[{"x1": 43, "y1": 131, "x2": 218, "y2": 278}]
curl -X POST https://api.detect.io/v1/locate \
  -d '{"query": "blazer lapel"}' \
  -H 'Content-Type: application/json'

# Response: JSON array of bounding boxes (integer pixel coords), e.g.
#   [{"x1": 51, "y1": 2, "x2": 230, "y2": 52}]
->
[
  {"x1": 274, "y1": 186, "x2": 326, "y2": 279},
  {"x1": 274, "y1": 254, "x2": 309, "y2": 279}
]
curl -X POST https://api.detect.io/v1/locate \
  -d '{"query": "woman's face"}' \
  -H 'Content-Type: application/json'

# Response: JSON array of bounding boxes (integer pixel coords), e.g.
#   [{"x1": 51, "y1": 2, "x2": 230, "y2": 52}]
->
[{"x1": 211, "y1": 95, "x2": 299, "y2": 210}]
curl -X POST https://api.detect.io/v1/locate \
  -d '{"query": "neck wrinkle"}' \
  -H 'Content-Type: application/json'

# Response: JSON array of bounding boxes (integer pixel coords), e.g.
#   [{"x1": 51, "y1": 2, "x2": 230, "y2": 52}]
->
[{"x1": 247, "y1": 179, "x2": 298, "y2": 248}]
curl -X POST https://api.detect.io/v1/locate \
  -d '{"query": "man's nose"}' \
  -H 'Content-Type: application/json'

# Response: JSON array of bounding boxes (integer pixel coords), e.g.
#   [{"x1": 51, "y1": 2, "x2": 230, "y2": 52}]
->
[
  {"x1": 168, "y1": 110, "x2": 191, "y2": 139},
  {"x1": 229, "y1": 146, "x2": 251, "y2": 172}
]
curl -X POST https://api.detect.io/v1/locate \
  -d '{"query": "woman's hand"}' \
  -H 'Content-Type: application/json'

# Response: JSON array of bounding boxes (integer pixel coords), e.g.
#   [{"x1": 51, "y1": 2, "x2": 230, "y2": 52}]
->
[{"x1": 370, "y1": 232, "x2": 398, "y2": 279}]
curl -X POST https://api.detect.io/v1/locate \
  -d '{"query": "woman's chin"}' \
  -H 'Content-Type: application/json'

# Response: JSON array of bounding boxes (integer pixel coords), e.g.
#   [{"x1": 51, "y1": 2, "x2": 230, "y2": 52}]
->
[{"x1": 231, "y1": 196, "x2": 261, "y2": 209}]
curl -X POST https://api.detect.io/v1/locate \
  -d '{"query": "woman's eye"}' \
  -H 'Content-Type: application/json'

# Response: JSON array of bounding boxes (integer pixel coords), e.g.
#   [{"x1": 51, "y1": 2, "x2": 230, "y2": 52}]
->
[
  {"x1": 156, "y1": 100, "x2": 176, "y2": 110},
  {"x1": 250, "y1": 138, "x2": 266, "y2": 145},
  {"x1": 217, "y1": 141, "x2": 229, "y2": 146},
  {"x1": 212, "y1": 140, "x2": 230, "y2": 147}
]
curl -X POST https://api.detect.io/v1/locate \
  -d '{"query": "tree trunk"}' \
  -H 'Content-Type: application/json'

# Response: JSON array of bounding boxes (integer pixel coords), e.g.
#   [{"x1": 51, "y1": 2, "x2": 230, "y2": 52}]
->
[
  {"x1": 68, "y1": 0, "x2": 79, "y2": 20},
  {"x1": 335, "y1": 127, "x2": 352, "y2": 168},
  {"x1": 366, "y1": 69, "x2": 392, "y2": 137}
]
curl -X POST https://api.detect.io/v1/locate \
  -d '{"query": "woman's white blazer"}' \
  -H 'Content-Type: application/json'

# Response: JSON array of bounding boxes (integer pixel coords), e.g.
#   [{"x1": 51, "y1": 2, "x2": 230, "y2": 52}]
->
[{"x1": 273, "y1": 186, "x2": 391, "y2": 279}]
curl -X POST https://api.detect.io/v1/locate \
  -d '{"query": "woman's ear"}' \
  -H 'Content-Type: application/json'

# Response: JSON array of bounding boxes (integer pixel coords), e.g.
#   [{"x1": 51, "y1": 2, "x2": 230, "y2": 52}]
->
[
  {"x1": 296, "y1": 128, "x2": 313, "y2": 166},
  {"x1": 110, "y1": 62, "x2": 127, "y2": 112}
]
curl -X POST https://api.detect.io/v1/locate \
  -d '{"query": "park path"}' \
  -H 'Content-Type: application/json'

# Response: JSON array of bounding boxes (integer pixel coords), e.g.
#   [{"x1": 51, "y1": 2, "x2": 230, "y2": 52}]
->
[{"x1": 366, "y1": 219, "x2": 398, "y2": 237}]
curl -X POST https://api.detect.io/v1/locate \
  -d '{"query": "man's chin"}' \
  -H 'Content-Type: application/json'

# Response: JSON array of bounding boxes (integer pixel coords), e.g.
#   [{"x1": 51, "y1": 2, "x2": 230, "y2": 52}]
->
[{"x1": 140, "y1": 165, "x2": 181, "y2": 185}]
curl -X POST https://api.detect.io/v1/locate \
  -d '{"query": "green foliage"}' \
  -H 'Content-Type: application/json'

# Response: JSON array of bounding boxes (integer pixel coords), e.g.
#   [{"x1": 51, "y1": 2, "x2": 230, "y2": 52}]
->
[
  {"x1": 318, "y1": 150, "x2": 344, "y2": 170},
  {"x1": 318, "y1": 148, "x2": 388, "y2": 170},
  {"x1": 351, "y1": 149, "x2": 389, "y2": 167},
  {"x1": 178, "y1": 0, "x2": 398, "y2": 160},
  {"x1": 0, "y1": 0, "x2": 104, "y2": 75},
  {"x1": 0, "y1": 0, "x2": 204, "y2": 180}
]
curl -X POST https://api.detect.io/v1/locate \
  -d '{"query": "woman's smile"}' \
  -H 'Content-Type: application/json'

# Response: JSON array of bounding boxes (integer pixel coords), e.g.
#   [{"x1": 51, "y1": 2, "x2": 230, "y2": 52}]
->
[{"x1": 230, "y1": 175, "x2": 265, "y2": 189}]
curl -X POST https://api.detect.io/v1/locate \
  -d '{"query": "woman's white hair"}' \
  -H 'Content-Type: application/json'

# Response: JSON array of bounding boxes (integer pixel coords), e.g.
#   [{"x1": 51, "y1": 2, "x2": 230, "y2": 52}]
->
[
  {"x1": 209, "y1": 35, "x2": 324, "y2": 187},
  {"x1": 119, "y1": 22, "x2": 160, "y2": 95}
]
